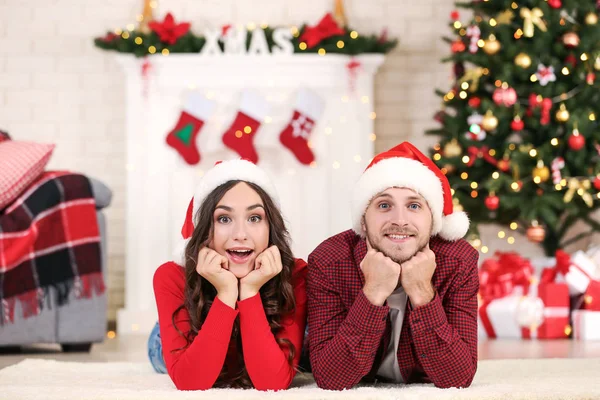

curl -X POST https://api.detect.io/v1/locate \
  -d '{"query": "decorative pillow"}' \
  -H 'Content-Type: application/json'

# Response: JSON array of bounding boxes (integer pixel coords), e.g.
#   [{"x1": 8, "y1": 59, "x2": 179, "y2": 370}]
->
[{"x1": 0, "y1": 141, "x2": 55, "y2": 210}]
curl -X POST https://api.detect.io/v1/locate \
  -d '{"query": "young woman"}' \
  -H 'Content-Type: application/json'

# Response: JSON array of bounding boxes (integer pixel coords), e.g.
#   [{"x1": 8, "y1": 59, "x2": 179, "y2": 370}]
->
[{"x1": 148, "y1": 159, "x2": 307, "y2": 391}]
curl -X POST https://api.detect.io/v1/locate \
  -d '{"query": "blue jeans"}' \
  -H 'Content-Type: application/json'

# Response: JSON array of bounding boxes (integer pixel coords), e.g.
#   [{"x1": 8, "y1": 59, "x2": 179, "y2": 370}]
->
[{"x1": 148, "y1": 322, "x2": 167, "y2": 373}]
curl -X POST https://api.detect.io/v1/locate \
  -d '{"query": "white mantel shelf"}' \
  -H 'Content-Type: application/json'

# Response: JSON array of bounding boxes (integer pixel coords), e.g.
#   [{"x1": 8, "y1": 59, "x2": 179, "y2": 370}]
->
[{"x1": 115, "y1": 53, "x2": 385, "y2": 335}]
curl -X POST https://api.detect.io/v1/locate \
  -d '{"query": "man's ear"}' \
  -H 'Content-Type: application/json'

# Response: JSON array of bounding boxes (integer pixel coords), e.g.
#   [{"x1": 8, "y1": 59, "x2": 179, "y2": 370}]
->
[{"x1": 361, "y1": 215, "x2": 367, "y2": 236}]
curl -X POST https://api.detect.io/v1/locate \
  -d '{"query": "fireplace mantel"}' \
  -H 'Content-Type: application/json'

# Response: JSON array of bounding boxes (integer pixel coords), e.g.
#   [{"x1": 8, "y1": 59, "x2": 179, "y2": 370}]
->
[{"x1": 115, "y1": 53, "x2": 385, "y2": 334}]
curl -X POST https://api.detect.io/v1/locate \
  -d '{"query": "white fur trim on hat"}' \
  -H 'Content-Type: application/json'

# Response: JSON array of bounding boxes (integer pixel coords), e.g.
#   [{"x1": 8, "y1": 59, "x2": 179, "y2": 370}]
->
[
  {"x1": 192, "y1": 159, "x2": 280, "y2": 224},
  {"x1": 438, "y1": 211, "x2": 469, "y2": 241},
  {"x1": 173, "y1": 237, "x2": 191, "y2": 266},
  {"x1": 352, "y1": 157, "x2": 445, "y2": 236}
]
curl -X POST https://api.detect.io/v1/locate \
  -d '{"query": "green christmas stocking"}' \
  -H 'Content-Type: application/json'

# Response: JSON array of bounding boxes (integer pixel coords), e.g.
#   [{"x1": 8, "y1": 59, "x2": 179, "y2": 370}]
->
[{"x1": 166, "y1": 93, "x2": 216, "y2": 165}]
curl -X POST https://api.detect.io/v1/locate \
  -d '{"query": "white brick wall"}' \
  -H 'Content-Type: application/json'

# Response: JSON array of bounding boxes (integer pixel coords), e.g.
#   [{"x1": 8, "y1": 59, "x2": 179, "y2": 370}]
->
[{"x1": 2, "y1": 0, "x2": 595, "y2": 322}]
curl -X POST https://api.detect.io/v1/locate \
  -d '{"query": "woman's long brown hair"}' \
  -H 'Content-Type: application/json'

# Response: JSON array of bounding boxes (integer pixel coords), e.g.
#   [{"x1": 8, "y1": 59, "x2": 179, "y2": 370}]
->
[{"x1": 171, "y1": 180, "x2": 297, "y2": 388}]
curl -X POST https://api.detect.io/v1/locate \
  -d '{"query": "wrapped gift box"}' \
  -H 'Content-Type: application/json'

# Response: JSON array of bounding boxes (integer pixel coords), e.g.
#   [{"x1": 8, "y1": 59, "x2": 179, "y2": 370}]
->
[
  {"x1": 478, "y1": 283, "x2": 570, "y2": 339},
  {"x1": 572, "y1": 310, "x2": 600, "y2": 340}
]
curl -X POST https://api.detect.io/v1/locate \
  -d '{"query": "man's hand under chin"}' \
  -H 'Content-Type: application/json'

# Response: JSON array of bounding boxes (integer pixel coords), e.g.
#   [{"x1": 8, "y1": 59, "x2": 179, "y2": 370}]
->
[{"x1": 400, "y1": 243, "x2": 436, "y2": 308}]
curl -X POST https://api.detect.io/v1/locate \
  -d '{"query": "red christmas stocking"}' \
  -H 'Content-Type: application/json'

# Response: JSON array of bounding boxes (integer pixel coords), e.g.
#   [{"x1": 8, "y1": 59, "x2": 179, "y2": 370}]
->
[
  {"x1": 279, "y1": 88, "x2": 325, "y2": 165},
  {"x1": 222, "y1": 90, "x2": 270, "y2": 163},
  {"x1": 166, "y1": 93, "x2": 216, "y2": 165}
]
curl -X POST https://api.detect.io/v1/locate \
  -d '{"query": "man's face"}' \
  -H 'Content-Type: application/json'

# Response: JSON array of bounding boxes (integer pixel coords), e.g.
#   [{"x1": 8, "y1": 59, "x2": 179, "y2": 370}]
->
[{"x1": 362, "y1": 187, "x2": 433, "y2": 264}]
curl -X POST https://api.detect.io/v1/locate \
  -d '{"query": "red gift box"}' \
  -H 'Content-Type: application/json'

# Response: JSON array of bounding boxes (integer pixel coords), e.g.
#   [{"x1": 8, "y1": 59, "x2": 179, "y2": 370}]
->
[
  {"x1": 523, "y1": 282, "x2": 571, "y2": 339},
  {"x1": 581, "y1": 280, "x2": 600, "y2": 311}
]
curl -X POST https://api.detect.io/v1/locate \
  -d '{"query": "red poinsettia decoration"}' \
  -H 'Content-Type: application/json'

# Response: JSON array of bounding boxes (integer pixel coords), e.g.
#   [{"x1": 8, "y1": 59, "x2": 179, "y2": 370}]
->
[
  {"x1": 149, "y1": 13, "x2": 191, "y2": 45},
  {"x1": 99, "y1": 32, "x2": 119, "y2": 43},
  {"x1": 299, "y1": 13, "x2": 345, "y2": 49}
]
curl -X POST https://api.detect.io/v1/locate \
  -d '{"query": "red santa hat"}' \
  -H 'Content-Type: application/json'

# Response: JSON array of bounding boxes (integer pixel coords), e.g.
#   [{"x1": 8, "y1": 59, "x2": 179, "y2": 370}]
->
[
  {"x1": 352, "y1": 141, "x2": 469, "y2": 241},
  {"x1": 174, "y1": 159, "x2": 280, "y2": 265}
]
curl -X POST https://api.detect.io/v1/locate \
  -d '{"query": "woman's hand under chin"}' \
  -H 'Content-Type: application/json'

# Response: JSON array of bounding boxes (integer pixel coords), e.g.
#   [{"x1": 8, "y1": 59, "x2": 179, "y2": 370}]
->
[
  {"x1": 196, "y1": 247, "x2": 238, "y2": 308},
  {"x1": 239, "y1": 245, "x2": 283, "y2": 300}
]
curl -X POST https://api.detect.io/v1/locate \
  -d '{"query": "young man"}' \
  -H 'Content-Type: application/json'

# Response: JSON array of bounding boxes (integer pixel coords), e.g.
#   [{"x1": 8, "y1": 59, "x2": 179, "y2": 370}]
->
[{"x1": 307, "y1": 142, "x2": 479, "y2": 390}]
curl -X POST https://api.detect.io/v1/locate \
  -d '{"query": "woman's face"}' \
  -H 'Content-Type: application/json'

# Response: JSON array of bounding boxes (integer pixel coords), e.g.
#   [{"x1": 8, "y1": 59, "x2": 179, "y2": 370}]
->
[{"x1": 208, "y1": 182, "x2": 270, "y2": 279}]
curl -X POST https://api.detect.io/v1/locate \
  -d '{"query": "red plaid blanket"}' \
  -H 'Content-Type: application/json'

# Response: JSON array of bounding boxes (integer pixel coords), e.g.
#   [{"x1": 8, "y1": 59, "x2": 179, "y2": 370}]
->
[{"x1": 0, "y1": 171, "x2": 105, "y2": 324}]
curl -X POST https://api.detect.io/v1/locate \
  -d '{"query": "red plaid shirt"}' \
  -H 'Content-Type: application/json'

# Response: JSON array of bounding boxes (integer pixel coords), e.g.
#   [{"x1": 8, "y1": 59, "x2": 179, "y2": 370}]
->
[{"x1": 307, "y1": 230, "x2": 479, "y2": 389}]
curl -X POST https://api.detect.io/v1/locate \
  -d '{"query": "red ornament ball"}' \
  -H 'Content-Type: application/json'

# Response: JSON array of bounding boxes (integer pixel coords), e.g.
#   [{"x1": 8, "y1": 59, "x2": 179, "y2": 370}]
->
[
  {"x1": 548, "y1": 0, "x2": 562, "y2": 8},
  {"x1": 568, "y1": 134, "x2": 585, "y2": 150},
  {"x1": 468, "y1": 97, "x2": 481, "y2": 108},
  {"x1": 587, "y1": 72, "x2": 596, "y2": 85},
  {"x1": 527, "y1": 225, "x2": 546, "y2": 243},
  {"x1": 565, "y1": 54, "x2": 578, "y2": 67},
  {"x1": 511, "y1": 118, "x2": 524, "y2": 131},
  {"x1": 451, "y1": 10, "x2": 460, "y2": 20},
  {"x1": 485, "y1": 195, "x2": 500, "y2": 211},
  {"x1": 451, "y1": 40, "x2": 466, "y2": 53},
  {"x1": 594, "y1": 176, "x2": 600, "y2": 191}
]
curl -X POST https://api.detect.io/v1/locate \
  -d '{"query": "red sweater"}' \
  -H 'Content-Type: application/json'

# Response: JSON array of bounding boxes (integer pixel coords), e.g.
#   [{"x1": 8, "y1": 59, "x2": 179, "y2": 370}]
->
[{"x1": 153, "y1": 259, "x2": 307, "y2": 391}]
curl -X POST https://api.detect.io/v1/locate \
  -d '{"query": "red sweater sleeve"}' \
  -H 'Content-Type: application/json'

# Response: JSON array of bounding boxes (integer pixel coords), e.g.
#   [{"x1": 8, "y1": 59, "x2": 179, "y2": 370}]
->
[
  {"x1": 238, "y1": 259, "x2": 308, "y2": 391},
  {"x1": 153, "y1": 262, "x2": 238, "y2": 390}
]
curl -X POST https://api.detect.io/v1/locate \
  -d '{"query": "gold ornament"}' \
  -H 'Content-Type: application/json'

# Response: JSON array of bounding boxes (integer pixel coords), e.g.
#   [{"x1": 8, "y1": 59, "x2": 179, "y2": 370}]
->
[
  {"x1": 138, "y1": 0, "x2": 155, "y2": 34},
  {"x1": 496, "y1": 10, "x2": 515, "y2": 25},
  {"x1": 333, "y1": 0, "x2": 348, "y2": 27},
  {"x1": 444, "y1": 139, "x2": 463, "y2": 158},
  {"x1": 520, "y1": 7, "x2": 547, "y2": 38},
  {"x1": 585, "y1": 12, "x2": 598, "y2": 25},
  {"x1": 515, "y1": 52, "x2": 532, "y2": 68},
  {"x1": 564, "y1": 178, "x2": 594, "y2": 207},
  {"x1": 526, "y1": 221, "x2": 546, "y2": 243},
  {"x1": 482, "y1": 110, "x2": 499, "y2": 131},
  {"x1": 533, "y1": 160, "x2": 550, "y2": 183},
  {"x1": 562, "y1": 32, "x2": 580, "y2": 48},
  {"x1": 555, "y1": 103, "x2": 570, "y2": 122},
  {"x1": 594, "y1": 56, "x2": 600, "y2": 71},
  {"x1": 483, "y1": 35, "x2": 502, "y2": 55}
]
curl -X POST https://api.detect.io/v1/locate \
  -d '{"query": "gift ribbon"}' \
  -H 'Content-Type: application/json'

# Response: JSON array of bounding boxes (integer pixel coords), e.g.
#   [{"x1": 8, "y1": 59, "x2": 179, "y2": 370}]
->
[
  {"x1": 299, "y1": 13, "x2": 346, "y2": 49},
  {"x1": 479, "y1": 252, "x2": 535, "y2": 338},
  {"x1": 555, "y1": 249, "x2": 597, "y2": 288},
  {"x1": 563, "y1": 178, "x2": 594, "y2": 207},
  {"x1": 466, "y1": 146, "x2": 498, "y2": 167},
  {"x1": 520, "y1": 7, "x2": 547, "y2": 38},
  {"x1": 479, "y1": 252, "x2": 534, "y2": 301}
]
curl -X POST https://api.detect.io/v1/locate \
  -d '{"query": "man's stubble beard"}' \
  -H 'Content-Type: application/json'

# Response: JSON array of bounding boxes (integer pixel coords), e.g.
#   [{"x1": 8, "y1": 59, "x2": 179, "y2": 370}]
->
[{"x1": 365, "y1": 228, "x2": 429, "y2": 265}]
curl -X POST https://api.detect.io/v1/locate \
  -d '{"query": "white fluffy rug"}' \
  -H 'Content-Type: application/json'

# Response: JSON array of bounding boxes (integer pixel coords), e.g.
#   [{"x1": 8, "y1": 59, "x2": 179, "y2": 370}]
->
[{"x1": 1, "y1": 358, "x2": 599, "y2": 399}]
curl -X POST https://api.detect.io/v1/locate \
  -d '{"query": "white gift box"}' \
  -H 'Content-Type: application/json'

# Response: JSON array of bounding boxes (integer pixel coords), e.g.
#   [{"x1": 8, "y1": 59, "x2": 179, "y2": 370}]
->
[{"x1": 572, "y1": 310, "x2": 600, "y2": 341}]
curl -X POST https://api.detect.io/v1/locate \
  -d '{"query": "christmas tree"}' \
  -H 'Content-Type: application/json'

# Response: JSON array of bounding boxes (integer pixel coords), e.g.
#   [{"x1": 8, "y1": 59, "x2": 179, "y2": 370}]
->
[{"x1": 428, "y1": 0, "x2": 600, "y2": 256}]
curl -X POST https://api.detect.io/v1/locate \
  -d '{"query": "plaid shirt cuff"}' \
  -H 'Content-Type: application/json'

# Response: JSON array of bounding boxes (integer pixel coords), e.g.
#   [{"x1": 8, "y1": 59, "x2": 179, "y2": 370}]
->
[
  {"x1": 409, "y1": 292, "x2": 447, "y2": 335},
  {"x1": 346, "y1": 290, "x2": 389, "y2": 335}
]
